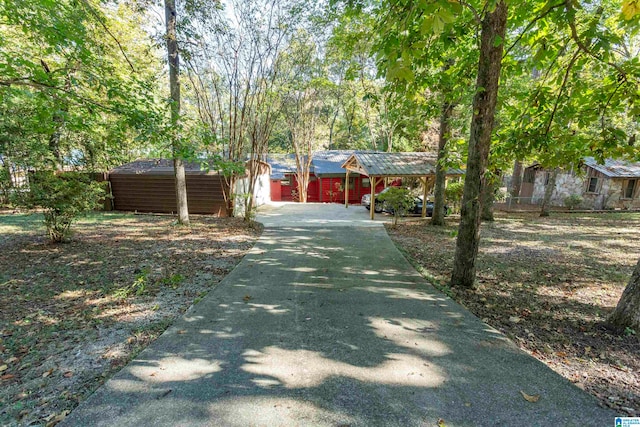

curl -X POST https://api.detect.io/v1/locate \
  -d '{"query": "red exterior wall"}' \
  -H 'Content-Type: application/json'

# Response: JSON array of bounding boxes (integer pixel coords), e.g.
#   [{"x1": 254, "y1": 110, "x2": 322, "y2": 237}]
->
[
  {"x1": 270, "y1": 180, "x2": 282, "y2": 201},
  {"x1": 271, "y1": 173, "x2": 387, "y2": 204}
]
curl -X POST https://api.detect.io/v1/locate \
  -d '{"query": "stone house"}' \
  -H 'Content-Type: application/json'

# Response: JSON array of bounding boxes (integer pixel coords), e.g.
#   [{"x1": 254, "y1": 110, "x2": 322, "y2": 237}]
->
[{"x1": 518, "y1": 157, "x2": 640, "y2": 210}]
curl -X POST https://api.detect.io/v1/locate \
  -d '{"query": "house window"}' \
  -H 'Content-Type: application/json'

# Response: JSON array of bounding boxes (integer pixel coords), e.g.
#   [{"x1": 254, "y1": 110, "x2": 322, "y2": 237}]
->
[
  {"x1": 281, "y1": 178, "x2": 291, "y2": 186},
  {"x1": 587, "y1": 177, "x2": 598, "y2": 193},
  {"x1": 341, "y1": 177, "x2": 355, "y2": 190},
  {"x1": 624, "y1": 179, "x2": 637, "y2": 199},
  {"x1": 362, "y1": 178, "x2": 370, "y2": 188}
]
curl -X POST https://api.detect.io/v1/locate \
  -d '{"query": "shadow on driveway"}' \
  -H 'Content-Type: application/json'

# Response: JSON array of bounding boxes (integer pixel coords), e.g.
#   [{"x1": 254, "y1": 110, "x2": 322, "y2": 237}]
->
[{"x1": 62, "y1": 205, "x2": 615, "y2": 426}]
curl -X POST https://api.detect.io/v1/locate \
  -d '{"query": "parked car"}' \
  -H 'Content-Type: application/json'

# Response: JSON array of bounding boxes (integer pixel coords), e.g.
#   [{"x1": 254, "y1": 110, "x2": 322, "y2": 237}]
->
[
  {"x1": 386, "y1": 196, "x2": 447, "y2": 217},
  {"x1": 362, "y1": 188, "x2": 448, "y2": 217},
  {"x1": 361, "y1": 187, "x2": 392, "y2": 213}
]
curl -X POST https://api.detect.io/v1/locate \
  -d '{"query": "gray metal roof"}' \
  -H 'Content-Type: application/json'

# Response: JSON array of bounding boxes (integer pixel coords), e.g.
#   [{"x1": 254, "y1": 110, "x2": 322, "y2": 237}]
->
[
  {"x1": 584, "y1": 157, "x2": 640, "y2": 178},
  {"x1": 312, "y1": 150, "x2": 357, "y2": 176},
  {"x1": 266, "y1": 154, "x2": 298, "y2": 180},
  {"x1": 344, "y1": 152, "x2": 465, "y2": 177},
  {"x1": 267, "y1": 150, "x2": 364, "y2": 178}
]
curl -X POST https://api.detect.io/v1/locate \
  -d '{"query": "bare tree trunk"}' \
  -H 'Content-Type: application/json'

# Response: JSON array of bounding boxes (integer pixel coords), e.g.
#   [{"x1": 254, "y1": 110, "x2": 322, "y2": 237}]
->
[
  {"x1": 451, "y1": 1, "x2": 508, "y2": 288},
  {"x1": 165, "y1": 0, "x2": 189, "y2": 225},
  {"x1": 510, "y1": 159, "x2": 523, "y2": 202},
  {"x1": 539, "y1": 168, "x2": 558, "y2": 217},
  {"x1": 608, "y1": 258, "x2": 640, "y2": 332},
  {"x1": 432, "y1": 101, "x2": 453, "y2": 226}
]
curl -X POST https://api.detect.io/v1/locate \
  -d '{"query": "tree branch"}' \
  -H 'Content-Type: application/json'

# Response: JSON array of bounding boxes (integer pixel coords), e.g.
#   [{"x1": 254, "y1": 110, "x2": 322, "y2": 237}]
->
[
  {"x1": 503, "y1": 1, "x2": 565, "y2": 58},
  {"x1": 458, "y1": 0, "x2": 482, "y2": 25},
  {"x1": 545, "y1": 48, "x2": 580, "y2": 136},
  {"x1": 78, "y1": 0, "x2": 136, "y2": 73},
  {"x1": 564, "y1": 0, "x2": 627, "y2": 81}
]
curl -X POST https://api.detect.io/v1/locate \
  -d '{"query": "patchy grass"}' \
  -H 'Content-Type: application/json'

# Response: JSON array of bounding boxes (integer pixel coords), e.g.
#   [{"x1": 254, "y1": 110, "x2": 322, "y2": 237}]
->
[
  {"x1": 387, "y1": 212, "x2": 640, "y2": 416},
  {"x1": 0, "y1": 213, "x2": 260, "y2": 426}
]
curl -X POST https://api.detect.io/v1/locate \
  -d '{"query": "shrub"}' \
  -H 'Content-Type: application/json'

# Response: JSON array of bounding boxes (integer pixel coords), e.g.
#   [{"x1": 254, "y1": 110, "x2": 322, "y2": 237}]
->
[
  {"x1": 14, "y1": 171, "x2": 105, "y2": 242},
  {"x1": 377, "y1": 187, "x2": 414, "y2": 226},
  {"x1": 564, "y1": 194, "x2": 583, "y2": 210},
  {"x1": 445, "y1": 181, "x2": 465, "y2": 213}
]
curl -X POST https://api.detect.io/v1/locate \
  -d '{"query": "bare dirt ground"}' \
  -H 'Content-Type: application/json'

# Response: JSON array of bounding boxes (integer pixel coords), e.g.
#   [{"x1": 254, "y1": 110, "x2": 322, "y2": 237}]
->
[
  {"x1": 386, "y1": 212, "x2": 640, "y2": 417},
  {"x1": 0, "y1": 212, "x2": 260, "y2": 426}
]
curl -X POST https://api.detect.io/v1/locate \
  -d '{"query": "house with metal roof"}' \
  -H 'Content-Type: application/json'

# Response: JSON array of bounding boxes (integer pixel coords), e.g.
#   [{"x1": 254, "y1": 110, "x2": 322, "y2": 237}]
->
[
  {"x1": 267, "y1": 151, "x2": 385, "y2": 203},
  {"x1": 267, "y1": 151, "x2": 465, "y2": 212},
  {"x1": 517, "y1": 157, "x2": 640, "y2": 210}
]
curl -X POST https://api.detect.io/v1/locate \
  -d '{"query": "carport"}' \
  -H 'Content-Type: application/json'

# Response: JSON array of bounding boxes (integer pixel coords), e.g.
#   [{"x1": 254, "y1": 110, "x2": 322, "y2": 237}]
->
[{"x1": 341, "y1": 152, "x2": 464, "y2": 220}]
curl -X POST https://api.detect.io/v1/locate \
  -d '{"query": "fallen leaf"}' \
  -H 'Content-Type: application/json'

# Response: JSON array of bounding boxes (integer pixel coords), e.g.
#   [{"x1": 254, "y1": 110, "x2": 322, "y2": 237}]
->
[
  {"x1": 520, "y1": 390, "x2": 540, "y2": 403},
  {"x1": 63, "y1": 371, "x2": 73, "y2": 378},
  {"x1": 45, "y1": 410, "x2": 69, "y2": 427},
  {"x1": 243, "y1": 295, "x2": 252, "y2": 302},
  {"x1": 42, "y1": 368, "x2": 54, "y2": 378},
  {"x1": 1, "y1": 374, "x2": 15, "y2": 380},
  {"x1": 509, "y1": 316, "x2": 522, "y2": 323},
  {"x1": 437, "y1": 418, "x2": 446, "y2": 427},
  {"x1": 177, "y1": 330, "x2": 187, "y2": 335}
]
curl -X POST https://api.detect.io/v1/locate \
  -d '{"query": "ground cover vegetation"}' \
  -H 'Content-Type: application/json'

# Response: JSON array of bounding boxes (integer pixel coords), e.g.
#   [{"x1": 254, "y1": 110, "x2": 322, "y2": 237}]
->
[
  {"x1": 0, "y1": 213, "x2": 259, "y2": 426},
  {"x1": 387, "y1": 212, "x2": 640, "y2": 415}
]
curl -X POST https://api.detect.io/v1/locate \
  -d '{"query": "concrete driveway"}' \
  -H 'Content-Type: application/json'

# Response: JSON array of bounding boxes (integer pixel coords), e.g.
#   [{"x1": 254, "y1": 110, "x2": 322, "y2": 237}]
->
[
  {"x1": 256, "y1": 202, "x2": 386, "y2": 227},
  {"x1": 62, "y1": 203, "x2": 615, "y2": 426}
]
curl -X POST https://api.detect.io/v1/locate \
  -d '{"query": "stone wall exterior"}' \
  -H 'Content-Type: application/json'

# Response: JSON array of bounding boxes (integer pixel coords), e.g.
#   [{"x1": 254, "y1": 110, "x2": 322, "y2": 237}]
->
[
  {"x1": 531, "y1": 169, "x2": 584, "y2": 206},
  {"x1": 530, "y1": 168, "x2": 640, "y2": 209}
]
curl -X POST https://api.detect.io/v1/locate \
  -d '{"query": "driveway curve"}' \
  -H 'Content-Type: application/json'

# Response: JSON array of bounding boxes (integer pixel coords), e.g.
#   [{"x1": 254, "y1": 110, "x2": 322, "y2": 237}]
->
[{"x1": 62, "y1": 203, "x2": 614, "y2": 426}]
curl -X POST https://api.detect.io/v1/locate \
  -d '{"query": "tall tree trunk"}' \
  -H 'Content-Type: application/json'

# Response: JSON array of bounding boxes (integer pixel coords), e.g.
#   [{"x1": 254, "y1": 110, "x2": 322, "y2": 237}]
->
[
  {"x1": 481, "y1": 171, "x2": 498, "y2": 222},
  {"x1": 539, "y1": 168, "x2": 558, "y2": 217},
  {"x1": 608, "y1": 258, "x2": 640, "y2": 332},
  {"x1": 165, "y1": 0, "x2": 189, "y2": 225},
  {"x1": 451, "y1": 1, "x2": 508, "y2": 288},
  {"x1": 432, "y1": 101, "x2": 453, "y2": 226},
  {"x1": 510, "y1": 159, "x2": 523, "y2": 202}
]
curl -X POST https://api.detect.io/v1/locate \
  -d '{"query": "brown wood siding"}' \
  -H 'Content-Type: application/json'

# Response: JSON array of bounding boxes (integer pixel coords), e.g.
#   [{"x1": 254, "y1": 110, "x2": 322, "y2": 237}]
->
[{"x1": 110, "y1": 173, "x2": 228, "y2": 216}]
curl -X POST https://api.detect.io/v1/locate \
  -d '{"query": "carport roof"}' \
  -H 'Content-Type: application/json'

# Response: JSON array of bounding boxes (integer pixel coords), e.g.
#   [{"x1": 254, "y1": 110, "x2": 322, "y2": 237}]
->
[{"x1": 342, "y1": 152, "x2": 464, "y2": 177}]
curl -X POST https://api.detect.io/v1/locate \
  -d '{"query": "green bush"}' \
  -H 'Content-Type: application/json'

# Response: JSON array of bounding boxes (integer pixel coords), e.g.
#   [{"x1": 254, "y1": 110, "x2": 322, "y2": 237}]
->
[
  {"x1": 378, "y1": 187, "x2": 415, "y2": 226},
  {"x1": 14, "y1": 171, "x2": 105, "y2": 242},
  {"x1": 445, "y1": 181, "x2": 465, "y2": 213},
  {"x1": 564, "y1": 194, "x2": 583, "y2": 210}
]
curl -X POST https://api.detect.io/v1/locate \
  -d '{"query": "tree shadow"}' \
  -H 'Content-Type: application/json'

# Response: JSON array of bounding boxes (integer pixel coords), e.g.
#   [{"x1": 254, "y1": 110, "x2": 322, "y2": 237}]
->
[{"x1": 61, "y1": 226, "x2": 614, "y2": 426}]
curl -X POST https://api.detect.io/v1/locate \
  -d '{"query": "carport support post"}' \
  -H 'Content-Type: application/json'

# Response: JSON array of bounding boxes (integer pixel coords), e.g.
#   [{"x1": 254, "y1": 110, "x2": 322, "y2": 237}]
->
[
  {"x1": 370, "y1": 176, "x2": 377, "y2": 220},
  {"x1": 345, "y1": 169, "x2": 350, "y2": 208},
  {"x1": 422, "y1": 177, "x2": 428, "y2": 218}
]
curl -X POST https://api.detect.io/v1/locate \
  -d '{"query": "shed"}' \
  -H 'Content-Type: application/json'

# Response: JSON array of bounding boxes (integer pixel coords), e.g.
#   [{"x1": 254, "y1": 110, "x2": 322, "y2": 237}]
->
[
  {"x1": 109, "y1": 159, "x2": 228, "y2": 216},
  {"x1": 342, "y1": 152, "x2": 465, "y2": 219}
]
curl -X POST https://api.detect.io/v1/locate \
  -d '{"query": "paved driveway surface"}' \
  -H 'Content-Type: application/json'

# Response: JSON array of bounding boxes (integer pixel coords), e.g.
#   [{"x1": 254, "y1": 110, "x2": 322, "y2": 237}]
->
[{"x1": 62, "y1": 203, "x2": 615, "y2": 426}]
